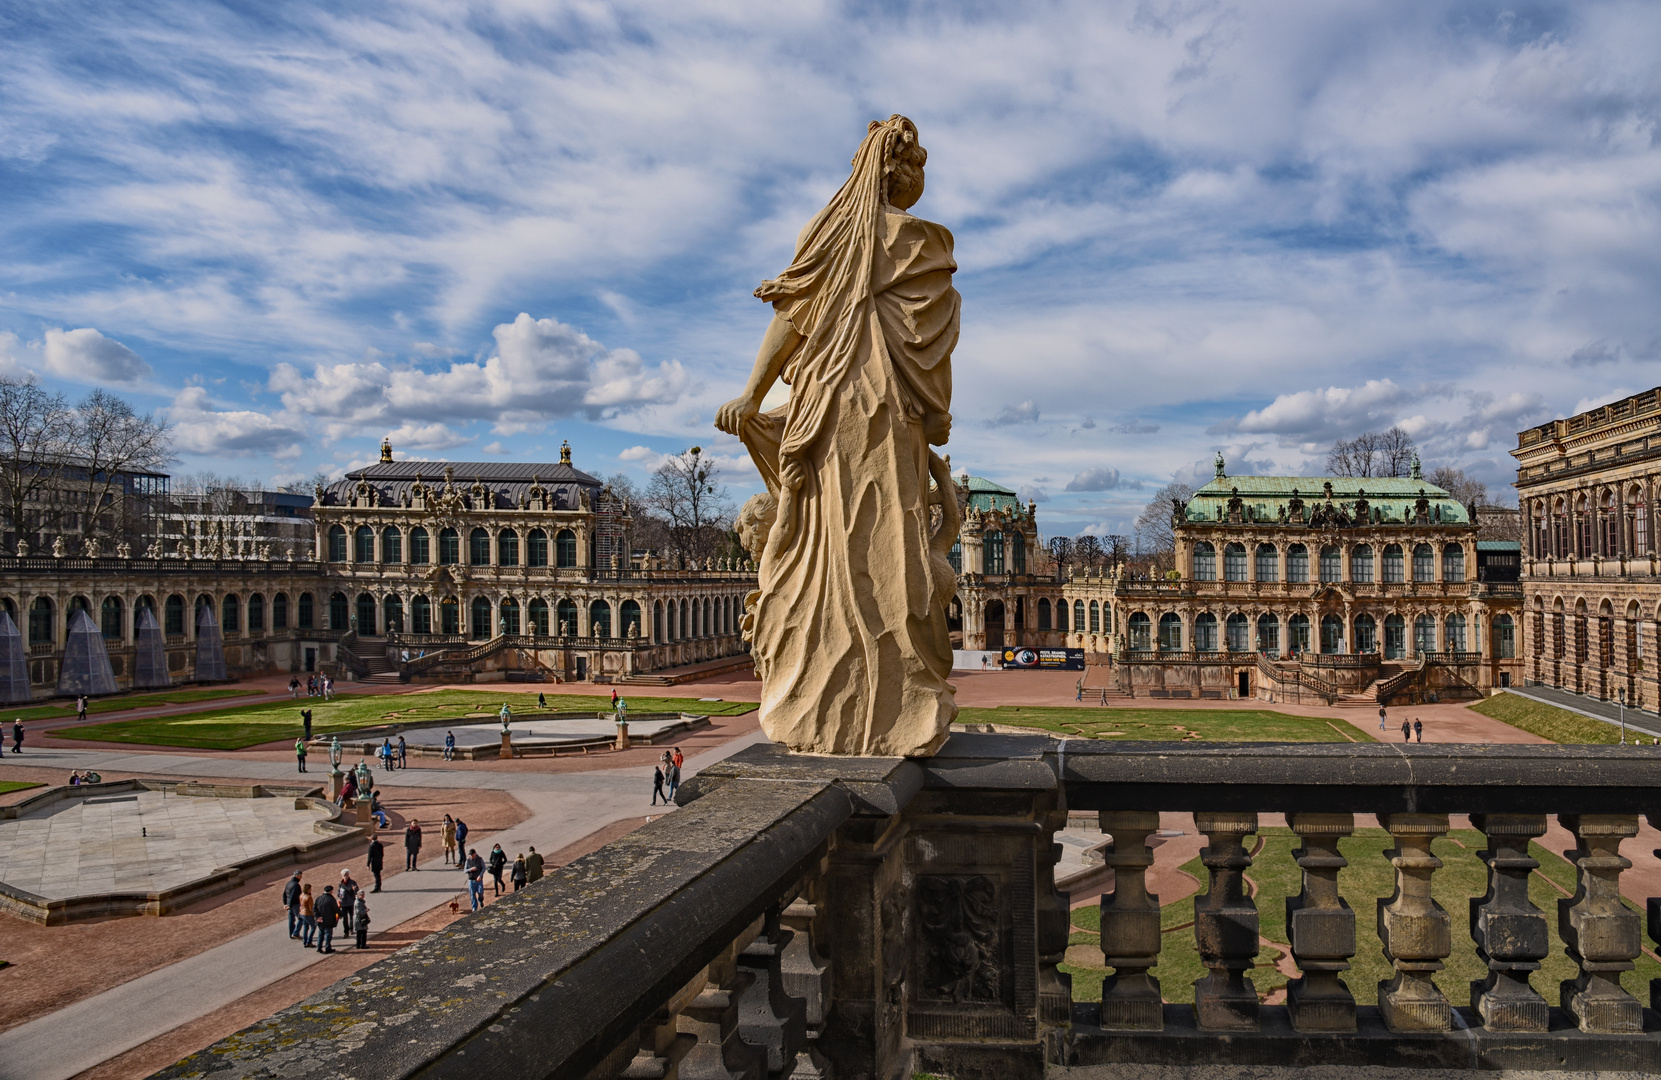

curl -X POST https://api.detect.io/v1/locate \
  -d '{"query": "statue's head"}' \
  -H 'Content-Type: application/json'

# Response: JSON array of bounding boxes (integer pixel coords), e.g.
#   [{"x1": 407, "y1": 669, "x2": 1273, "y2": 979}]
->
[
  {"x1": 736, "y1": 492, "x2": 780, "y2": 561},
  {"x1": 874, "y1": 115, "x2": 927, "y2": 210}
]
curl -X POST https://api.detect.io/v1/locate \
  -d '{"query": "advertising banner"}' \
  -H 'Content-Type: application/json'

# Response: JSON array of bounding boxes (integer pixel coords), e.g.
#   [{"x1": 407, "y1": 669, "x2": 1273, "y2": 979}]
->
[{"x1": 1000, "y1": 647, "x2": 1086, "y2": 671}]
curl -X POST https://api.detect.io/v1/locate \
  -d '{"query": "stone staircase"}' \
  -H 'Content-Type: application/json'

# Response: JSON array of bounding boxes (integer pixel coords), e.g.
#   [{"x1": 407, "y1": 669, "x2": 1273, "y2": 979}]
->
[{"x1": 354, "y1": 638, "x2": 402, "y2": 684}]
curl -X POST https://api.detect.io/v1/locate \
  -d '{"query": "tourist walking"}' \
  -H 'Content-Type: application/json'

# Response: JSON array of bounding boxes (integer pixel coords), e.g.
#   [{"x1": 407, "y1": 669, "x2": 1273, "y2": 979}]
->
[
  {"x1": 454, "y1": 817, "x2": 468, "y2": 856},
  {"x1": 1401, "y1": 719, "x2": 1411, "y2": 742},
  {"x1": 295, "y1": 737, "x2": 308, "y2": 773},
  {"x1": 381, "y1": 738, "x2": 395, "y2": 771},
  {"x1": 338, "y1": 869, "x2": 359, "y2": 934},
  {"x1": 283, "y1": 870, "x2": 304, "y2": 938},
  {"x1": 290, "y1": 677, "x2": 301, "y2": 698},
  {"x1": 443, "y1": 730, "x2": 455, "y2": 761},
  {"x1": 464, "y1": 848, "x2": 485, "y2": 910},
  {"x1": 537, "y1": 692, "x2": 546, "y2": 709},
  {"x1": 442, "y1": 814, "x2": 457, "y2": 865},
  {"x1": 1414, "y1": 718, "x2": 1424, "y2": 743},
  {"x1": 397, "y1": 735, "x2": 407, "y2": 768},
  {"x1": 354, "y1": 893, "x2": 370, "y2": 949},
  {"x1": 652, "y1": 765, "x2": 668, "y2": 805},
  {"x1": 611, "y1": 688, "x2": 619, "y2": 708},
  {"x1": 404, "y1": 820, "x2": 423, "y2": 870},
  {"x1": 12, "y1": 718, "x2": 23, "y2": 753},
  {"x1": 670, "y1": 748, "x2": 683, "y2": 797},
  {"x1": 76, "y1": 696, "x2": 87, "y2": 722},
  {"x1": 487, "y1": 843, "x2": 507, "y2": 896},
  {"x1": 366, "y1": 834, "x2": 385, "y2": 892},
  {"x1": 324, "y1": 675, "x2": 334, "y2": 700},
  {"x1": 299, "y1": 883, "x2": 316, "y2": 947},
  {"x1": 526, "y1": 846, "x2": 543, "y2": 883},
  {"x1": 1378, "y1": 706, "x2": 1387, "y2": 732},
  {"x1": 511, "y1": 853, "x2": 528, "y2": 892},
  {"x1": 314, "y1": 885, "x2": 340, "y2": 953}
]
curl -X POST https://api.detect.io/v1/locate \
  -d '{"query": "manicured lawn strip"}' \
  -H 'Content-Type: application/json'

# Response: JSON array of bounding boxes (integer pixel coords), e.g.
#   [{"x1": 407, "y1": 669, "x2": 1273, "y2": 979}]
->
[
  {"x1": 956, "y1": 706, "x2": 1375, "y2": 743},
  {"x1": 2, "y1": 688, "x2": 259, "y2": 723},
  {"x1": 1062, "y1": 827, "x2": 1661, "y2": 1005},
  {"x1": 54, "y1": 689, "x2": 756, "y2": 750},
  {"x1": 1468, "y1": 692, "x2": 1633, "y2": 745},
  {"x1": 0, "y1": 780, "x2": 43, "y2": 795}
]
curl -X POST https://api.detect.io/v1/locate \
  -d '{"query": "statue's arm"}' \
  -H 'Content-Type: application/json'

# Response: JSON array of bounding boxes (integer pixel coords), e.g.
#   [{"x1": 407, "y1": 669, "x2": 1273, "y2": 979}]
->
[{"x1": 715, "y1": 314, "x2": 803, "y2": 436}]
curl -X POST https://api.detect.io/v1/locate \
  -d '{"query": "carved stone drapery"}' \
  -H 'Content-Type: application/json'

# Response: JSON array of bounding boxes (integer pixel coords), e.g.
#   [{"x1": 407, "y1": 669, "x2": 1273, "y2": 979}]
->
[{"x1": 917, "y1": 874, "x2": 999, "y2": 1003}]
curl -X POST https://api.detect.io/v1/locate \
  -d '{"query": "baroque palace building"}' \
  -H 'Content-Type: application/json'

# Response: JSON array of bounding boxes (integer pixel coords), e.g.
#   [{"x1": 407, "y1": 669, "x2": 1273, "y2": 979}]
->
[
  {"x1": 0, "y1": 440, "x2": 754, "y2": 698},
  {"x1": 1514, "y1": 385, "x2": 1661, "y2": 711}
]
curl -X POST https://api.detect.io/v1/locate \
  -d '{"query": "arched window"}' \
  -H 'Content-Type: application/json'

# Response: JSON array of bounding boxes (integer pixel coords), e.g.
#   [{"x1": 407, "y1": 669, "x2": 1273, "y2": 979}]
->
[
  {"x1": 381, "y1": 527, "x2": 402, "y2": 564},
  {"x1": 1350, "y1": 545, "x2": 1374, "y2": 583},
  {"x1": 470, "y1": 597, "x2": 492, "y2": 638},
  {"x1": 1158, "y1": 613, "x2": 1183, "y2": 650},
  {"x1": 1226, "y1": 613, "x2": 1248, "y2": 651},
  {"x1": 528, "y1": 529, "x2": 549, "y2": 567},
  {"x1": 297, "y1": 592, "x2": 314, "y2": 630},
  {"x1": 499, "y1": 530, "x2": 519, "y2": 567},
  {"x1": 500, "y1": 597, "x2": 520, "y2": 635},
  {"x1": 1495, "y1": 614, "x2": 1515, "y2": 659},
  {"x1": 194, "y1": 594, "x2": 215, "y2": 635},
  {"x1": 1255, "y1": 544, "x2": 1278, "y2": 582},
  {"x1": 1444, "y1": 613, "x2": 1467, "y2": 652},
  {"x1": 1319, "y1": 545, "x2": 1341, "y2": 583},
  {"x1": 354, "y1": 525, "x2": 374, "y2": 563},
  {"x1": 1037, "y1": 598, "x2": 1052, "y2": 630},
  {"x1": 654, "y1": 600, "x2": 665, "y2": 642},
  {"x1": 165, "y1": 594, "x2": 185, "y2": 636},
  {"x1": 1412, "y1": 544, "x2": 1434, "y2": 582},
  {"x1": 1192, "y1": 541, "x2": 1216, "y2": 581},
  {"x1": 438, "y1": 528, "x2": 459, "y2": 565},
  {"x1": 1089, "y1": 601, "x2": 1100, "y2": 632},
  {"x1": 328, "y1": 592, "x2": 349, "y2": 630},
  {"x1": 274, "y1": 593, "x2": 290, "y2": 630},
  {"x1": 947, "y1": 539, "x2": 962, "y2": 573},
  {"x1": 529, "y1": 597, "x2": 549, "y2": 636},
  {"x1": 983, "y1": 531, "x2": 1005, "y2": 574},
  {"x1": 1195, "y1": 612, "x2": 1219, "y2": 652},
  {"x1": 1319, "y1": 614, "x2": 1343, "y2": 654},
  {"x1": 383, "y1": 595, "x2": 404, "y2": 634},
  {"x1": 1384, "y1": 614, "x2": 1406, "y2": 659},
  {"x1": 1442, "y1": 544, "x2": 1465, "y2": 583},
  {"x1": 100, "y1": 596, "x2": 123, "y2": 640},
  {"x1": 1128, "y1": 612, "x2": 1151, "y2": 651},
  {"x1": 556, "y1": 529, "x2": 578, "y2": 568},
  {"x1": 557, "y1": 598, "x2": 578, "y2": 637},
  {"x1": 1073, "y1": 600, "x2": 1085, "y2": 631},
  {"x1": 1354, "y1": 613, "x2": 1377, "y2": 653},
  {"x1": 1286, "y1": 544, "x2": 1309, "y2": 583},
  {"x1": 1256, "y1": 613, "x2": 1280, "y2": 654},
  {"x1": 409, "y1": 527, "x2": 430, "y2": 565},
  {"x1": 248, "y1": 593, "x2": 264, "y2": 632},
  {"x1": 1288, "y1": 613, "x2": 1311, "y2": 654},
  {"x1": 1056, "y1": 599, "x2": 1069, "y2": 632},
  {"x1": 1223, "y1": 543, "x2": 1247, "y2": 582},
  {"x1": 621, "y1": 599, "x2": 642, "y2": 637},
  {"x1": 412, "y1": 595, "x2": 432, "y2": 634},
  {"x1": 222, "y1": 594, "x2": 240, "y2": 633},
  {"x1": 1011, "y1": 534, "x2": 1026, "y2": 575},
  {"x1": 469, "y1": 528, "x2": 491, "y2": 566},
  {"x1": 1414, "y1": 614, "x2": 1437, "y2": 654},
  {"x1": 440, "y1": 596, "x2": 459, "y2": 635},
  {"x1": 1382, "y1": 544, "x2": 1404, "y2": 583},
  {"x1": 29, "y1": 596, "x2": 54, "y2": 645},
  {"x1": 327, "y1": 525, "x2": 347, "y2": 562},
  {"x1": 355, "y1": 593, "x2": 375, "y2": 634},
  {"x1": 590, "y1": 599, "x2": 612, "y2": 638}
]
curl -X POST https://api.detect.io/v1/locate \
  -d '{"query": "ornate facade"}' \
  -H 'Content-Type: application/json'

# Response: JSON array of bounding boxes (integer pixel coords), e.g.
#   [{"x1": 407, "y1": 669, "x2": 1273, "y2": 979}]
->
[
  {"x1": 1515, "y1": 386, "x2": 1661, "y2": 711},
  {"x1": 946, "y1": 473, "x2": 1053, "y2": 650}
]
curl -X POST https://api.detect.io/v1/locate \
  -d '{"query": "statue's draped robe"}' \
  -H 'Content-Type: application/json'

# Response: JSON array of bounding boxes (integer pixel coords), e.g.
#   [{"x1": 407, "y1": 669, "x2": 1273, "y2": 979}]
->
[{"x1": 741, "y1": 208, "x2": 959, "y2": 756}]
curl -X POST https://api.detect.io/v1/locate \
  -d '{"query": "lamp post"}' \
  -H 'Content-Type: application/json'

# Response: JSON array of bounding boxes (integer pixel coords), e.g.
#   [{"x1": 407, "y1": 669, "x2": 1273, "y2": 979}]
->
[
  {"x1": 329, "y1": 736, "x2": 344, "y2": 799},
  {"x1": 1619, "y1": 686, "x2": 1627, "y2": 745}
]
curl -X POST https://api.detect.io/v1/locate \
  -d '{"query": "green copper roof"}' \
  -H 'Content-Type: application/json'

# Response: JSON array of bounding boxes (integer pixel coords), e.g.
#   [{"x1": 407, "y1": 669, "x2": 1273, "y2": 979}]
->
[
  {"x1": 958, "y1": 475, "x2": 1021, "y2": 514},
  {"x1": 1185, "y1": 474, "x2": 1470, "y2": 526}
]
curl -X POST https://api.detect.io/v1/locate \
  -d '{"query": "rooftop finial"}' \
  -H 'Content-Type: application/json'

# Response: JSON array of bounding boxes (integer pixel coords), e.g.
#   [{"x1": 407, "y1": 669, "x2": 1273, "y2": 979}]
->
[
  {"x1": 380, "y1": 437, "x2": 392, "y2": 464},
  {"x1": 1214, "y1": 451, "x2": 1226, "y2": 480},
  {"x1": 560, "y1": 439, "x2": 572, "y2": 465},
  {"x1": 1410, "y1": 452, "x2": 1422, "y2": 480}
]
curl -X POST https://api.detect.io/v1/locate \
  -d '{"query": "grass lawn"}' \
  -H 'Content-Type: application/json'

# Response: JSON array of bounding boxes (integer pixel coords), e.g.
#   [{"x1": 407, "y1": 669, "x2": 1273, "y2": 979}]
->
[
  {"x1": 956, "y1": 706, "x2": 1374, "y2": 743},
  {"x1": 1468, "y1": 691, "x2": 1638, "y2": 744},
  {"x1": 0, "y1": 780, "x2": 43, "y2": 795},
  {"x1": 53, "y1": 688, "x2": 757, "y2": 750},
  {"x1": 1061, "y1": 825, "x2": 1661, "y2": 1006},
  {"x1": 1, "y1": 688, "x2": 259, "y2": 723}
]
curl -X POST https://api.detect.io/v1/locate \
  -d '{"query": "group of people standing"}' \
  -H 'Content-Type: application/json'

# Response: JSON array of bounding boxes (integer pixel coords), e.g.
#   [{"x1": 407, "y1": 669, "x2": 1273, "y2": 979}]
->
[
  {"x1": 283, "y1": 867, "x2": 370, "y2": 952},
  {"x1": 1378, "y1": 707, "x2": 1426, "y2": 743},
  {"x1": 651, "y1": 748, "x2": 684, "y2": 805},
  {"x1": 289, "y1": 675, "x2": 335, "y2": 699}
]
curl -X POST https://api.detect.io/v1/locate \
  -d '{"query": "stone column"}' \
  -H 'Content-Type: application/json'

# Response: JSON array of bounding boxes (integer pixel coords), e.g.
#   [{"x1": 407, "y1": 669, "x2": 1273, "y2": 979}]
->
[
  {"x1": 735, "y1": 904, "x2": 807, "y2": 1077},
  {"x1": 818, "y1": 813, "x2": 908, "y2": 1080},
  {"x1": 1192, "y1": 811, "x2": 1259, "y2": 1031},
  {"x1": 1285, "y1": 812, "x2": 1356, "y2": 1032},
  {"x1": 1096, "y1": 810, "x2": 1162, "y2": 1031},
  {"x1": 1469, "y1": 813, "x2": 1549, "y2": 1031},
  {"x1": 1376, "y1": 812, "x2": 1452, "y2": 1032},
  {"x1": 1558, "y1": 813, "x2": 1642, "y2": 1033}
]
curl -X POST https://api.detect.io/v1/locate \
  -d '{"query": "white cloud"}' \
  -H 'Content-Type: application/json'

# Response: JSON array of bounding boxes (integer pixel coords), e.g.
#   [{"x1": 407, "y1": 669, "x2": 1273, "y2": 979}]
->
[
  {"x1": 619, "y1": 445, "x2": 657, "y2": 462},
  {"x1": 41, "y1": 327, "x2": 151, "y2": 385},
  {"x1": 1231, "y1": 380, "x2": 1409, "y2": 442},
  {"x1": 1065, "y1": 467, "x2": 1125, "y2": 492},
  {"x1": 989, "y1": 400, "x2": 1041, "y2": 426},
  {"x1": 482, "y1": 441, "x2": 506, "y2": 455},
  {"x1": 385, "y1": 421, "x2": 470, "y2": 452},
  {"x1": 165, "y1": 386, "x2": 304, "y2": 458}
]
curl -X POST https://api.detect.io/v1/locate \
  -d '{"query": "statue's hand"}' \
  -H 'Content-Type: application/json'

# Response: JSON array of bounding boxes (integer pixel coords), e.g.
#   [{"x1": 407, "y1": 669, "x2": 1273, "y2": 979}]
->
[{"x1": 715, "y1": 396, "x2": 759, "y2": 436}]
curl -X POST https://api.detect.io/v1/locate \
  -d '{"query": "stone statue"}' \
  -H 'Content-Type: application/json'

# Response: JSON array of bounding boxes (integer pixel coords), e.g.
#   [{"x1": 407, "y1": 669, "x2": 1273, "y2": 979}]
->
[
  {"x1": 83, "y1": 537, "x2": 100, "y2": 558},
  {"x1": 14, "y1": 539, "x2": 27, "y2": 557},
  {"x1": 116, "y1": 541, "x2": 131, "y2": 559},
  {"x1": 51, "y1": 536, "x2": 66, "y2": 558},
  {"x1": 715, "y1": 115, "x2": 960, "y2": 757}
]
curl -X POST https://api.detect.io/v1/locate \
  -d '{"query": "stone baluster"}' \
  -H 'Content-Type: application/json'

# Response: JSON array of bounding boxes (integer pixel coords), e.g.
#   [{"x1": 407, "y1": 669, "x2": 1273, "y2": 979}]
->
[
  {"x1": 622, "y1": 972, "x2": 703, "y2": 1080},
  {"x1": 1468, "y1": 813, "x2": 1549, "y2": 1031},
  {"x1": 1284, "y1": 812, "x2": 1355, "y2": 1032},
  {"x1": 1558, "y1": 814, "x2": 1642, "y2": 1033},
  {"x1": 677, "y1": 918, "x2": 768, "y2": 1080},
  {"x1": 1376, "y1": 813, "x2": 1452, "y2": 1031},
  {"x1": 778, "y1": 890, "x2": 832, "y2": 1080},
  {"x1": 1192, "y1": 812, "x2": 1260, "y2": 1031},
  {"x1": 1037, "y1": 805, "x2": 1075, "y2": 1034},
  {"x1": 736, "y1": 905, "x2": 807, "y2": 1078},
  {"x1": 1097, "y1": 810, "x2": 1162, "y2": 1031}
]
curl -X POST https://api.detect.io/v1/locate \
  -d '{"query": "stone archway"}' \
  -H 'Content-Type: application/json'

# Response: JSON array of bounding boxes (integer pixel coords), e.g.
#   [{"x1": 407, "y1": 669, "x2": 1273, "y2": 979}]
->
[{"x1": 985, "y1": 599, "x2": 1006, "y2": 650}]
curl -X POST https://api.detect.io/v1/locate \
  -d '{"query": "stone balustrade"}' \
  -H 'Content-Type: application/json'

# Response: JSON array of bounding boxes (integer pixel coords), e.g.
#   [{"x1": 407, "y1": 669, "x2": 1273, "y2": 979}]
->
[{"x1": 161, "y1": 735, "x2": 1661, "y2": 1079}]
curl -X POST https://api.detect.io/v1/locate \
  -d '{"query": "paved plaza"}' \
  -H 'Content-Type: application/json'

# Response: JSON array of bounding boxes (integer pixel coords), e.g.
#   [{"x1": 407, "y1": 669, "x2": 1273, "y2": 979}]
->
[
  {"x1": 0, "y1": 789, "x2": 332, "y2": 901},
  {"x1": 403, "y1": 714, "x2": 695, "y2": 751}
]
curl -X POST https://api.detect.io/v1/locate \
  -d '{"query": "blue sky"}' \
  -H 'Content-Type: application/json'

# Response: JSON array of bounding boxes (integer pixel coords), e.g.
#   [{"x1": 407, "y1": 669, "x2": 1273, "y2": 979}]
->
[{"x1": 3, "y1": 1, "x2": 1660, "y2": 538}]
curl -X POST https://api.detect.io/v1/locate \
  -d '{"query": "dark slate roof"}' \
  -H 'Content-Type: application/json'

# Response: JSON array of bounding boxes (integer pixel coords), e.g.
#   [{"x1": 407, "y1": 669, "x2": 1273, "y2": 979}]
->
[{"x1": 319, "y1": 460, "x2": 604, "y2": 511}]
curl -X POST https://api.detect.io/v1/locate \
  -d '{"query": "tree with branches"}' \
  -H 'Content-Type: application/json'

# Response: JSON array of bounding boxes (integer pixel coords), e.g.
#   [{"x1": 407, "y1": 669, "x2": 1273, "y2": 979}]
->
[
  {"x1": 1326, "y1": 427, "x2": 1416, "y2": 478},
  {"x1": 1133, "y1": 481, "x2": 1196, "y2": 571},
  {"x1": 645, "y1": 446, "x2": 735, "y2": 563}
]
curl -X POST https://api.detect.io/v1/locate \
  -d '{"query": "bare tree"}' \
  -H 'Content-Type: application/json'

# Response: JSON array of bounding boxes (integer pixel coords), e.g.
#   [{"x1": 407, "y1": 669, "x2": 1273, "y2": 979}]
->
[
  {"x1": 605, "y1": 470, "x2": 671, "y2": 556},
  {"x1": 1047, "y1": 535, "x2": 1074, "y2": 566},
  {"x1": 1379, "y1": 427, "x2": 1416, "y2": 477},
  {"x1": 1326, "y1": 427, "x2": 1416, "y2": 478},
  {"x1": 279, "y1": 470, "x2": 335, "y2": 496},
  {"x1": 69, "y1": 389, "x2": 174, "y2": 543},
  {"x1": 1132, "y1": 481, "x2": 1196, "y2": 569},
  {"x1": 1425, "y1": 466, "x2": 1488, "y2": 508},
  {"x1": 645, "y1": 447, "x2": 734, "y2": 562},
  {"x1": 0, "y1": 376, "x2": 75, "y2": 550},
  {"x1": 1104, "y1": 534, "x2": 1130, "y2": 564}
]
